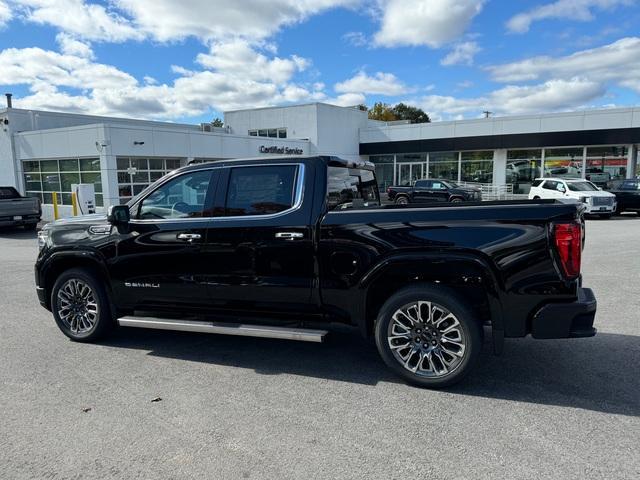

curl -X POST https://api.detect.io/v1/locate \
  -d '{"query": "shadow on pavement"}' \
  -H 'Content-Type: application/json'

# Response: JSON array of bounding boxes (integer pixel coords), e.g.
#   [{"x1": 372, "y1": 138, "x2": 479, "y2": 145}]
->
[
  {"x1": 100, "y1": 326, "x2": 639, "y2": 417},
  {"x1": 0, "y1": 227, "x2": 37, "y2": 239}
]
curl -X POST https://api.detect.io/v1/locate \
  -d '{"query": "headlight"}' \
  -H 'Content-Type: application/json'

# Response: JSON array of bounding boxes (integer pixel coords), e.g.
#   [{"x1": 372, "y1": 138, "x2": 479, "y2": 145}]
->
[
  {"x1": 579, "y1": 196, "x2": 588, "y2": 203},
  {"x1": 37, "y1": 229, "x2": 49, "y2": 251}
]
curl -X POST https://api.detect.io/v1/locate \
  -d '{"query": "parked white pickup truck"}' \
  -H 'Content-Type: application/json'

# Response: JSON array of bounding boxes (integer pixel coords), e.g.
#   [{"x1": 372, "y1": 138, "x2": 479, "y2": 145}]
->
[
  {"x1": 0, "y1": 187, "x2": 41, "y2": 229},
  {"x1": 528, "y1": 178, "x2": 617, "y2": 218}
]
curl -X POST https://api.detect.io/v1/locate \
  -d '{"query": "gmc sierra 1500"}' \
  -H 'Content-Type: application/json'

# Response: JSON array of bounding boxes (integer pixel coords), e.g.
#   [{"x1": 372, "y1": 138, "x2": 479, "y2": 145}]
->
[{"x1": 35, "y1": 156, "x2": 596, "y2": 388}]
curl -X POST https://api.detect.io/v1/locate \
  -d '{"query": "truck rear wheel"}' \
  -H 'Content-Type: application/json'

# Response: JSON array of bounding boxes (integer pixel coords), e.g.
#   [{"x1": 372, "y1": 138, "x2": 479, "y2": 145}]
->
[
  {"x1": 51, "y1": 268, "x2": 114, "y2": 342},
  {"x1": 374, "y1": 285, "x2": 482, "y2": 388},
  {"x1": 395, "y1": 196, "x2": 409, "y2": 205}
]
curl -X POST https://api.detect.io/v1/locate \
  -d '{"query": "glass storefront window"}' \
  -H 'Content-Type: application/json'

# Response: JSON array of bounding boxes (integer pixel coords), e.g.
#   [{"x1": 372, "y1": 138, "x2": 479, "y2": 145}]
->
[
  {"x1": 429, "y1": 152, "x2": 458, "y2": 181},
  {"x1": 22, "y1": 158, "x2": 102, "y2": 205},
  {"x1": 544, "y1": 148, "x2": 582, "y2": 179},
  {"x1": 507, "y1": 149, "x2": 542, "y2": 194},
  {"x1": 585, "y1": 146, "x2": 627, "y2": 186},
  {"x1": 116, "y1": 157, "x2": 185, "y2": 203},
  {"x1": 461, "y1": 151, "x2": 494, "y2": 183},
  {"x1": 369, "y1": 155, "x2": 395, "y2": 192},
  {"x1": 396, "y1": 153, "x2": 427, "y2": 187}
]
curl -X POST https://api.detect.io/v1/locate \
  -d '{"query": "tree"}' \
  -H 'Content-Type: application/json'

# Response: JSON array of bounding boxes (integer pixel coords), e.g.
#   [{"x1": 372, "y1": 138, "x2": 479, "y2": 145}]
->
[
  {"x1": 211, "y1": 117, "x2": 224, "y2": 127},
  {"x1": 366, "y1": 102, "x2": 431, "y2": 124},
  {"x1": 392, "y1": 103, "x2": 430, "y2": 124},
  {"x1": 367, "y1": 102, "x2": 398, "y2": 122}
]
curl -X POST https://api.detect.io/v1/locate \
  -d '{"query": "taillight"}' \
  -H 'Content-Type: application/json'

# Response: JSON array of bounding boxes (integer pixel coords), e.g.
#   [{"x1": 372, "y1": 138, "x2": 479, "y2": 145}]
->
[{"x1": 552, "y1": 222, "x2": 582, "y2": 279}]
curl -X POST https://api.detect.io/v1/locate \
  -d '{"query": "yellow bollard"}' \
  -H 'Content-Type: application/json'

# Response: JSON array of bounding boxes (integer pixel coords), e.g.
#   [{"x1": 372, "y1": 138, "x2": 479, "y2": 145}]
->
[
  {"x1": 71, "y1": 192, "x2": 78, "y2": 216},
  {"x1": 52, "y1": 192, "x2": 59, "y2": 220}
]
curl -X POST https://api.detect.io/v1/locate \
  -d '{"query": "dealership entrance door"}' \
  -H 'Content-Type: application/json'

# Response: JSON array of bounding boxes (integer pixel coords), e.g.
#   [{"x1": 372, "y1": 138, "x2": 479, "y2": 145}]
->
[{"x1": 397, "y1": 162, "x2": 425, "y2": 186}]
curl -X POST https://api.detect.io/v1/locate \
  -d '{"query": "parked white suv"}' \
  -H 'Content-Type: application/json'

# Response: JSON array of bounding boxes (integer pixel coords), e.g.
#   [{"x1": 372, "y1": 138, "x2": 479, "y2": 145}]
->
[{"x1": 529, "y1": 178, "x2": 617, "y2": 217}]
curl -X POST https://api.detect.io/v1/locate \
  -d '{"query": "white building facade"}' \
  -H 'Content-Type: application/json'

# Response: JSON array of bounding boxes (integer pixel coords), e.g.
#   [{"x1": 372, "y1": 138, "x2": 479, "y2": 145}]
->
[{"x1": 1, "y1": 100, "x2": 638, "y2": 220}]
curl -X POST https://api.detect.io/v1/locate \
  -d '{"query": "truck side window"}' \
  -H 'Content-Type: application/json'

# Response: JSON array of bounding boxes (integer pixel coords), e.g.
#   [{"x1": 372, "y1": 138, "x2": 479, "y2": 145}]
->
[
  {"x1": 225, "y1": 165, "x2": 297, "y2": 216},
  {"x1": 327, "y1": 167, "x2": 380, "y2": 210},
  {"x1": 138, "y1": 170, "x2": 213, "y2": 220},
  {"x1": 542, "y1": 181, "x2": 557, "y2": 190}
]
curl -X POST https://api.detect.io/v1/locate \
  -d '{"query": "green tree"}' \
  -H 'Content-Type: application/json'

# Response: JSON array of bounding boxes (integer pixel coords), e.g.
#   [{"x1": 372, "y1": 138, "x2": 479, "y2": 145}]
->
[
  {"x1": 392, "y1": 103, "x2": 430, "y2": 124},
  {"x1": 211, "y1": 117, "x2": 224, "y2": 127},
  {"x1": 367, "y1": 102, "x2": 398, "y2": 122}
]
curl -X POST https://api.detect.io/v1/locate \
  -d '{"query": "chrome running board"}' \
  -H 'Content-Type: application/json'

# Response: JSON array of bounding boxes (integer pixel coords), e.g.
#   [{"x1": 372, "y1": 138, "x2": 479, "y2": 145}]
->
[{"x1": 117, "y1": 316, "x2": 328, "y2": 343}]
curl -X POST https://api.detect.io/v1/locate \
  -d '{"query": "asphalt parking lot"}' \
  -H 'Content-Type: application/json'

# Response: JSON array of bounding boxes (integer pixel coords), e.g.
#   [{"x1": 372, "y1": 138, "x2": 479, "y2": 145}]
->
[{"x1": 1, "y1": 216, "x2": 639, "y2": 480}]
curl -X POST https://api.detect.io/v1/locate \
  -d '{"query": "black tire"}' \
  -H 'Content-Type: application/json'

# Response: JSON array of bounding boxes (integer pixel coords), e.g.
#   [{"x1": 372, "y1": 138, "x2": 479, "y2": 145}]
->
[
  {"x1": 614, "y1": 203, "x2": 624, "y2": 215},
  {"x1": 533, "y1": 196, "x2": 541, "y2": 200},
  {"x1": 51, "y1": 268, "x2": 114, "y2": 342},
  {"x1": 23, "y1": 223, "x2": 38, "y2": 231},
  {"x1": 395, "y1": 196, "x2": 409, "y2": 205},
  {"x1": 599, "y1": 214, "x2": 612, "y2": 219},
  {"x1": 450, "y1": 197, "x2": 464, "y2": 203},
  {"x1": 374, "y1": 284, "x2": 482, "y2": 388}
]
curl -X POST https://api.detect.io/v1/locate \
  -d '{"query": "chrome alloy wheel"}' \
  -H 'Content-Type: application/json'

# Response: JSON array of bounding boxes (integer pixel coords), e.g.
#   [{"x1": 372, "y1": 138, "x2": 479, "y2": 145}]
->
[
  {"x1": 56, "y1": 279, "x2": 99, "y2": 334},
  {"x1": 387, "y1": 301, "x2": 466, "y2": 378}
]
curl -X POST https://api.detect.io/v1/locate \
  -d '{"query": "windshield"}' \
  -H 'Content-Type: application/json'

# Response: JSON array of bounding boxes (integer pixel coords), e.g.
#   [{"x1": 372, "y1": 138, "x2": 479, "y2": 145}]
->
[
  {"x1": 0, "y1": 187, "x2": 20, "y2": 199},
  {"x1": 567, "y1": 181, "x2": 599, "y2": 192}
]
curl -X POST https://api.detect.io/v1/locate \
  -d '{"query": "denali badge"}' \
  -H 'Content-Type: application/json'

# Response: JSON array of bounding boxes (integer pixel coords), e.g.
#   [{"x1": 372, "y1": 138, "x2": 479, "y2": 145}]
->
[{"x1": 124, "y1": 282, "x2": 160, "y2": 288}]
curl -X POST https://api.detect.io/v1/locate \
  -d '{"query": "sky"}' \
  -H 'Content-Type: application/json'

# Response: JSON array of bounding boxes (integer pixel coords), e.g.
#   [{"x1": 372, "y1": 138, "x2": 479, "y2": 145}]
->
[{"x1": 0, "y1": 0, "x2": 639, "y2": 124}]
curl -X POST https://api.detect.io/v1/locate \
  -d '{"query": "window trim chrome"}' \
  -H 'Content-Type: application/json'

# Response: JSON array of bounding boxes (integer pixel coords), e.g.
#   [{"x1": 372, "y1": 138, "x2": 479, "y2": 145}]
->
[{"x1": 128, "y1": 162, "x2": 305, "y2": 224}]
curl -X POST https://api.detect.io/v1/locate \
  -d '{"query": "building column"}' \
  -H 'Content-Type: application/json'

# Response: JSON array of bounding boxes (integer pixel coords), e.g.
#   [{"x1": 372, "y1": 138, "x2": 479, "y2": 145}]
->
[
  {"x1": 627, "y1": 144, "x2": 636, "y2": 179},
  {"x1": 99, "y1": 126, "x2": 120, "y2": 211},
  {"x1": 493, "y1": 149, "x2": 507, "y2": 186}
]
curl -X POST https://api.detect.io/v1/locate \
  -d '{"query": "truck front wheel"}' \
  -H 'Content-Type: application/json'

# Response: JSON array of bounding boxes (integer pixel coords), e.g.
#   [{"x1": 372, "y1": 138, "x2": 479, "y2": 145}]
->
[
  {"x1": 51, "y1": 268, "x2": 114, "y2": 342},
  {"x1": 374, "y1": 285, "x2": 482, "y2": 388}
]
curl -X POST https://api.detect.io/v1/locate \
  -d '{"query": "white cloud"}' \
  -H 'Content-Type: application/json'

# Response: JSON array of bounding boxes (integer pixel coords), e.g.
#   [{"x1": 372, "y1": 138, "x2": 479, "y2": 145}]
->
[
  {"x1": 418, "y1": 78, "x2": 605, "y2": 119},
  {"x1": 0, "y1": 1, "x2": 11, "y2": 27},
  {"x1": 324, "y1": 92, "x2": 366, "y2": 107},
  {"x1": 507, "y1": 0, "x2": 634, "y2": 33},
  {"x1": 196, "y1": 40, "x2": 309, "y2": 84},
  {"x1": 56, "y1": 32, "x2": 94, "y2": 59},
  {"x1": 17, "y1": 0, "x2": 143, "y2": 42},
  {"x1": 0, "y1": 40, "x2": 327, "y2": 118},
  {"x1": 334, "y1": 71, "x2": 410, "y2": 96},
  {"x1": 374, "y1": 0, "x2": 485, "y2": 48},
  {"x1": 441, "y1": 41, "x2": 481, "y2": 66},
  {"x1": 115, "y1": 0, "x2": 358, "y2": 42},
  {"x1": 487, "y1": 37, "x2": 640, "y2": 92},
  {"x1": 342, "y1": 31, "x2": 368, "y2": 47}
]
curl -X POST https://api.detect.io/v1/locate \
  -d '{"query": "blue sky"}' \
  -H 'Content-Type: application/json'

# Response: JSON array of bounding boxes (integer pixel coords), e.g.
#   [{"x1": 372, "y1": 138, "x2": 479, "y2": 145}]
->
[{"x1": 0, "y1": 0, "x2": 639, "y2": 123}]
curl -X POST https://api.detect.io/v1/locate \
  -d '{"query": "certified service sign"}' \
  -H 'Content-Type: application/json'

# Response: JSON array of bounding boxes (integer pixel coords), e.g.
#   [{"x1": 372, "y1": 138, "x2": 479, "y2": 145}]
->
[{"x1": 259, "y1": 145, "x2": 304, "y2": 155}]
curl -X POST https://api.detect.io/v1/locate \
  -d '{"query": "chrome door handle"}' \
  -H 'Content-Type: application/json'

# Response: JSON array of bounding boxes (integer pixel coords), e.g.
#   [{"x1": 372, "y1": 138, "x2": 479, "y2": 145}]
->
[
  {"x1": 177, "y1": 233, "x2": 202, "y2": 242},
  {"x1": 275, "y1": 232, "x2": 304, "y2": 240}
]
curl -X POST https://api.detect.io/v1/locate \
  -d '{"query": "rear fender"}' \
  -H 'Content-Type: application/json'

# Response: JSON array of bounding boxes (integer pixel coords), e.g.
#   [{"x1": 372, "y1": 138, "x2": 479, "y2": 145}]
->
[{"x1": 358, "y1": 252, "x2": 505, "y2": 353}]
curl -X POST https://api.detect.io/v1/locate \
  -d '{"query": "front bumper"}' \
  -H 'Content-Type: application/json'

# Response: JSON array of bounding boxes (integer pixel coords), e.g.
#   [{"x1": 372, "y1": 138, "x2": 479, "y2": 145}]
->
[
  {"x1": 531, "y1": 288, "x2": 597, "y2": 339},
  {"x1": 584, "y1": 203, "x2": 615, "y2": 214}
]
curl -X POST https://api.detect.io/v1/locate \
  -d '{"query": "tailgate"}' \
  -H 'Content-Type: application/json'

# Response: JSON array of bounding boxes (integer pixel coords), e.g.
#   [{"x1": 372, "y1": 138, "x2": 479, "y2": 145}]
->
[{"x1": 0, "y1": 198, "x2": 40, "y2": 217}]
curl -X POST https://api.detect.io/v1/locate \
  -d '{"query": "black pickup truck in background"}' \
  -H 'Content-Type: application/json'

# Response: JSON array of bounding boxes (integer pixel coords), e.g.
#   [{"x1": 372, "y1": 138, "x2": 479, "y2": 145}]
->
[
  {"x1": 35, "y1": 156, "x2": 596, "y2": 388},
  {"x1": 0, "y1": 186, "x2": 41, "y2": 229},
  {"x1": 387, "y1": 179, "x2": 482, "y2": 204}
]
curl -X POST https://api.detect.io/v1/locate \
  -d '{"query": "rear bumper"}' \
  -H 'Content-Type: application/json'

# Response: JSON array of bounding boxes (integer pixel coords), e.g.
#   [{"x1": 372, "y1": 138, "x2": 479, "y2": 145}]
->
[{"x1": 531, "y1": 288, "x2": 597, "y2": 339}]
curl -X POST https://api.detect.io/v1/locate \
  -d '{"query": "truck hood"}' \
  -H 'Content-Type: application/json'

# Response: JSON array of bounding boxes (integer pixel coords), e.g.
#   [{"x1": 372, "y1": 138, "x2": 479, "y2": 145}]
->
[
  {"x1": 45, "y1": 213, "x2": 108, "y2": 228},
  {"x1": 569, "y1": 190, "x2": 615, "y2": 198}
]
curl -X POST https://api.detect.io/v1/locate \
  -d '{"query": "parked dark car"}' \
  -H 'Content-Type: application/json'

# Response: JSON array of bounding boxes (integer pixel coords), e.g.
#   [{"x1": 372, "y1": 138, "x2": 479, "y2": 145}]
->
[
  {"x1": 387, "y1": 179, "x2": 482, "y2": 204},
  {"x1": 35, "y1": 156, "x2": 596, "y2": 388},
  {"x1": 0, "y1": 186, "x2": 41, "y2": 229},
  {"x1": 606, "y1": 179, "x2": 640, "y2": 214}
]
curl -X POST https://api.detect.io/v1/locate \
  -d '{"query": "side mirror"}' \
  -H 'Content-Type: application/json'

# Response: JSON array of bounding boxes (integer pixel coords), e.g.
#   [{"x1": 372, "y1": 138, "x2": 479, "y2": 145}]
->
[{"x1": 107, "y1": 205, "x2": 131, "y2": 226}]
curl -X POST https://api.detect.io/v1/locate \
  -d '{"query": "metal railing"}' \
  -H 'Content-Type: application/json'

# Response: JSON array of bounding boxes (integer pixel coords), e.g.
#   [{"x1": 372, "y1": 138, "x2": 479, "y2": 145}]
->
[{"x1": 458, "y1": 182, "x2": 527, "y2": 200}]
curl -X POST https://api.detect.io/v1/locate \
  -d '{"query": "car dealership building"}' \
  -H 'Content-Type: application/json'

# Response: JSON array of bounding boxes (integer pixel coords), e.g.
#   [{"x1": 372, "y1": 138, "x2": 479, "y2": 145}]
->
[{"x1": 1, "y1": 98, "x2": 638, "y2": 220}]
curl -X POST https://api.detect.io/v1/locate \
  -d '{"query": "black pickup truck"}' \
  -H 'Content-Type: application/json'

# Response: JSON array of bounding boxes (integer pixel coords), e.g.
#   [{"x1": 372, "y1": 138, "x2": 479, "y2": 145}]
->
[
  {"x1": 35, "y1": 156, "x2": 596, "y2": 388},
  {"x1": 387, "y1": 179, "x2": 482, "y2": 204}
]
